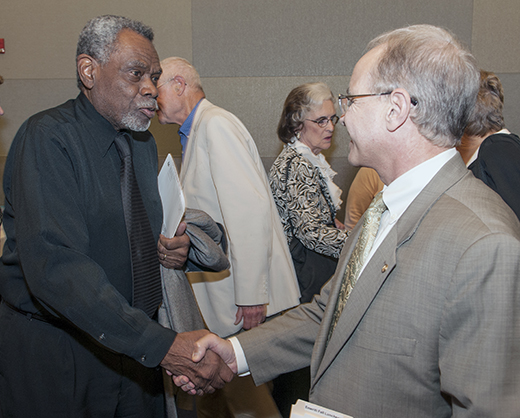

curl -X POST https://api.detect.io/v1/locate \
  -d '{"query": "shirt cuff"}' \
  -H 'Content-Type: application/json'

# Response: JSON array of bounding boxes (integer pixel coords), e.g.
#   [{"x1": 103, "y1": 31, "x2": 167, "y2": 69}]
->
[{"x1": 228, "y1": 336, "x2": 250, "y2": 376}]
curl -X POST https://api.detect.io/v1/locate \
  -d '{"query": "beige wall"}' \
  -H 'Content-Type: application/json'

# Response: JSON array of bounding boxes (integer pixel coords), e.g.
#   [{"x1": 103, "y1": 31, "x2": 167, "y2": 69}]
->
[{"x1": 1, "y1": 0, "x2": 520, "y2": 219}]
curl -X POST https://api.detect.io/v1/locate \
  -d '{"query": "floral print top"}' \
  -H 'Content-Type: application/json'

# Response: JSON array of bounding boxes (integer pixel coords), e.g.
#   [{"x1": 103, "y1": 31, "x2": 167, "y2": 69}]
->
[{"x1": 269, "y1": 144, "x2": 348, "y2": 258}]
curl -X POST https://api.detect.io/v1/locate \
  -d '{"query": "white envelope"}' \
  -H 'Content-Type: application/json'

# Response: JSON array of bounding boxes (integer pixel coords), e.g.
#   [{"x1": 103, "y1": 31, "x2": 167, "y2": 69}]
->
[
  {"x1": 157, "y1": 154, "x2": 185, "y2": 238},
  {"x1": 290, "y1": 399, "x2": 353, "y2": 418}
]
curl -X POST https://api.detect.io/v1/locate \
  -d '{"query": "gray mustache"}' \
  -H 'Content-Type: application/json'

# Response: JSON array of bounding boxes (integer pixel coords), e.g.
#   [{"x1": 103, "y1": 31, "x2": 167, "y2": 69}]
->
[{"x1": 137, "y1": 100, "x2": 158, "y2": 110}]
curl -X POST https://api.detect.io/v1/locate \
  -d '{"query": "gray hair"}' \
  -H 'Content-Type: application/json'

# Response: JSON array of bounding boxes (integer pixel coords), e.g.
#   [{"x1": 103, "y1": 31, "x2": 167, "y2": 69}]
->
[
  {"x1": 367, "y1": 24, "x2": 479, "y2": 147},
  {"x1": 160, "y1": 57, "x2": 204, "y2": 92},
  {"x1": 76, "y1": 15, "x2": 154, "y2": 89},
  {"x1": 277, "y1": 82, "x2": 335, "y2": 144}
]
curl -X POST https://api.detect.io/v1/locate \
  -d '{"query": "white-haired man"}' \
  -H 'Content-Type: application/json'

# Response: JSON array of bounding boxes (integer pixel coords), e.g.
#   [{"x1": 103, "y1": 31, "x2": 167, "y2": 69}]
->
[{"x1": 157, "y1": 57, "x2": 301, "y2": 417}]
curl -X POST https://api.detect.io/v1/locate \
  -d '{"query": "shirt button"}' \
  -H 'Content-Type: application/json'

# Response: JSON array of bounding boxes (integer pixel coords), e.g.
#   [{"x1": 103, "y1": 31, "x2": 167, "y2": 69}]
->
[
  {"x1": 99, "y1": 333, "x2": 106, "y2": 341},
  {"x1": 141, "y1": 355, "x2": 147, "y2": 362},
  {"x1": 381, "y1": 264, "x2": 388, "y2": 273}
]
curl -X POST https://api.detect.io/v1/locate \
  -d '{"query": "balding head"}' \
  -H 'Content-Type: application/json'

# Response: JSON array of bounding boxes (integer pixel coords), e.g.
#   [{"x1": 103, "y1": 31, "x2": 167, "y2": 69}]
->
[
  {"x1": 365, "y1": 24, "x2": 479, "y2": 147},
  {"x1": 156, "y1": 57, "x2": 205, "y2": 125},
  {"x1": 160, "y1": 57, "x2": 204, "y2": 93}
]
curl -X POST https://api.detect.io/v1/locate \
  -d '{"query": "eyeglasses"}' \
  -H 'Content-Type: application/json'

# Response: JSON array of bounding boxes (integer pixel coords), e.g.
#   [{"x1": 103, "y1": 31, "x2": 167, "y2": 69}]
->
[
  {"x1": 338, "y1": 92, "x2": 391, "y2": 113},
  {"x1": 157, "y1": 78, "x2": 187, "y2": 89},
  {"x1": 306, "y1": 115, "x2": 340, "y2": 128},
  {"x1": 339, "y1": 92, "x2": 418, "y2": 114},
  {"x1": 157, "y1": 78, "x2": 175, "y2": 89}
]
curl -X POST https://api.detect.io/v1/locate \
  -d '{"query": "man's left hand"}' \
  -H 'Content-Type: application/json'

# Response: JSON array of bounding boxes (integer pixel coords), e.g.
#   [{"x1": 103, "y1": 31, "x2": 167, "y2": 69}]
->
[
  {"x1": 235, "y1": 304, "x2": 267, "y2": 330},
  {"x1": 157, "y1": 221, "x2": 190, "y2": 269}
]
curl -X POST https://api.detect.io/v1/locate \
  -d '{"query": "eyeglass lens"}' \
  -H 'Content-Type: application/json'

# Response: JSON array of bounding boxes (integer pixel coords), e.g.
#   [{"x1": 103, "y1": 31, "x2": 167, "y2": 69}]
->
[{"x1": 315, "y1": 115, "x2": 339, "y2": 127}]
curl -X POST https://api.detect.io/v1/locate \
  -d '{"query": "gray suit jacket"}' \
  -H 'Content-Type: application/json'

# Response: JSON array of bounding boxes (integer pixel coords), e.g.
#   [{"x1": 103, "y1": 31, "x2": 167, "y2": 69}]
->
[{"x1": 238, "y1": 154, "x2": 520, "y2": 417}]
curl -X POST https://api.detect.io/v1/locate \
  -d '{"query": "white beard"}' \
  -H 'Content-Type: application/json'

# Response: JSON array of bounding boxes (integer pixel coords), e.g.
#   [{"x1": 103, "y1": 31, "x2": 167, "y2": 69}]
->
[{"x1": 121, "y1": 113, "x2": 151, "y2": 132}]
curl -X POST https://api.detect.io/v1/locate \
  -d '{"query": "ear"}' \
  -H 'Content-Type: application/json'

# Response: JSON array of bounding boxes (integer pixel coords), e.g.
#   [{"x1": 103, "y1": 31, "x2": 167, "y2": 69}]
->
[
  {"x1": 173, "y1": 75, "x2": 187, "y2": 95},
  {"x1": 294, "y1": 122, "x2": 304, "y2": 136},
  {"x1": 77, "y1": 54, "x2": 98, "y2": 90},
  {"x1": 386, "y1": 88, "x2": 412, "y2": 132}
]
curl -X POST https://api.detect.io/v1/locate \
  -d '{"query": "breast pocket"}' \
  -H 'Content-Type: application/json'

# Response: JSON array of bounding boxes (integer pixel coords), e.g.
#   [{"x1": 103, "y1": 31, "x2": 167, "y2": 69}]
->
[{"x1": 352, "y1": 330, "x2": 417, "y2": 357}]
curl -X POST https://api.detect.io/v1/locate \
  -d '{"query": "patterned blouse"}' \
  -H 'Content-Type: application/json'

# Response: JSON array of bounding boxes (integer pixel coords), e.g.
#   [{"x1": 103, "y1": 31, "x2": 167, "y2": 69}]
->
[{"x1": 269, "y1": 144, "x2": 348, "y2": 258}]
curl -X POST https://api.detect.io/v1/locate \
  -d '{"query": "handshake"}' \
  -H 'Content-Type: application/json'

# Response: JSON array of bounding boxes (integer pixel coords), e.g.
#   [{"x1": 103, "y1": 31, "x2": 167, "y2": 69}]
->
[{"x1": 160, "y1": 329, "x2": 238, "y2": 395}]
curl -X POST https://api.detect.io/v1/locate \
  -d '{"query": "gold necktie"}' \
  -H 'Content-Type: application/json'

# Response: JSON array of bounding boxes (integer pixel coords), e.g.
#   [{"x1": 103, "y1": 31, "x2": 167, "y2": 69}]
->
[{"x1": 327, "y1": 191, "x2": 387, "y2": 343}]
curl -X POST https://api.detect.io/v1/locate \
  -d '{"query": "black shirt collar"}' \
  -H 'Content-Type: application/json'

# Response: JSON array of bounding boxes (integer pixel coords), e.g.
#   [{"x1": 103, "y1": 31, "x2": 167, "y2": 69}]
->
[{"x1": 74, "y1": 92, "x2": 132, "y2": 158}]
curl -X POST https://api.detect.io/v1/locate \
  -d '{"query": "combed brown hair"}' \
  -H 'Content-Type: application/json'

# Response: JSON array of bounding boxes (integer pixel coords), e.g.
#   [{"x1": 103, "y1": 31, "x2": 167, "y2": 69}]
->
[{"x1": 463, "y1": 70, "x2": 505, "y2": 137}]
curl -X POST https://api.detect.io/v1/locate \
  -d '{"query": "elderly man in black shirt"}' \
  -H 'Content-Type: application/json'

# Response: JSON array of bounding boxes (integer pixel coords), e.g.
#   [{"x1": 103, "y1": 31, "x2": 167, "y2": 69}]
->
[{"x1": 0, "y1": 15, "x2": 232, "y2": 418}]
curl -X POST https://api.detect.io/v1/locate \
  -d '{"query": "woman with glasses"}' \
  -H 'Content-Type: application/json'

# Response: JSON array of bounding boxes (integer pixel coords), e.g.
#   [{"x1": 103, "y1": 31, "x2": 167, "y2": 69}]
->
[
  {"x1": 269, "y1": 82, "x2": 348, "y2": 417},
  {"x1": 269, "y1": 82, "x2": 348, "y2": 304}
]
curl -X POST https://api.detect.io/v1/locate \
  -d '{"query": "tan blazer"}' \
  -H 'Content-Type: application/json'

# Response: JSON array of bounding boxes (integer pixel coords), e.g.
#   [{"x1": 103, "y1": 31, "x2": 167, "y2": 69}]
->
[
  {"x1": 180, "y1": 99, "x2": 300, "y2": 337},
  {"x1": 238, "y1": 154, "x2": 520, "y2": 417}
]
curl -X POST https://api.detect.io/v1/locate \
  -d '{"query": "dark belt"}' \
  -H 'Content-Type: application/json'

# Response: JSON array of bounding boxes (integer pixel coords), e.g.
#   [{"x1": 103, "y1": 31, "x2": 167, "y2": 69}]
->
[{"x1": 2, "y1": 300, "x2": 70, "y2": 328}]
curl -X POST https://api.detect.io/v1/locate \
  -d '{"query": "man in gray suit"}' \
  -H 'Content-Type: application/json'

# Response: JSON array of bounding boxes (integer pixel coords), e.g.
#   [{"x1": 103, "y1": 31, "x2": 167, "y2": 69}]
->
[{"x1": 177, "y1": 25, "x2": 520, "y2": 417}]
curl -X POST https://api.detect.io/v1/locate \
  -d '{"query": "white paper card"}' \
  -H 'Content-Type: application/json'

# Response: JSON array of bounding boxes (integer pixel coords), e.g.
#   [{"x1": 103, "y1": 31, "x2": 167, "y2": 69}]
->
[
  {"x1": 290, "y1": 399, "x2": 353, "y2": 418},
  {"x1": 157, "y1": 154, "x2": 185, "y2": 238}
]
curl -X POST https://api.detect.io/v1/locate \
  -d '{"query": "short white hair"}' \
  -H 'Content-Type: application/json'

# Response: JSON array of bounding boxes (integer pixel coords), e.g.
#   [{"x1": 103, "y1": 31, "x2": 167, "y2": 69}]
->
[{"x1": 160, "y1": 57, "x2": 203, "y2": 92}]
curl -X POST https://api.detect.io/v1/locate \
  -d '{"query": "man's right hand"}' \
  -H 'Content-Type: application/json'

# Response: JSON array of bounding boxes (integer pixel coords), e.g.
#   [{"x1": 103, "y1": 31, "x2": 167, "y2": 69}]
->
[
  {"x1": 235, "y1": 304, "x2": 267, "y2": 330},
  {"x1": 171, "y1": 333, "x2": 239, "y2": 395},
  {"x1": 160, "y1": 329, "x2": 234, "y2": 395}
]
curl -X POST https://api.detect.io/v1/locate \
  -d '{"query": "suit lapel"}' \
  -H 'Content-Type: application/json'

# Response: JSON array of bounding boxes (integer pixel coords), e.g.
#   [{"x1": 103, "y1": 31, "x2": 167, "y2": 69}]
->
[
  {"x1": 312, "y1": 154, "x2": 470, "y2": 386},
  {"x1": 312, "y1": 227, "x2": 397, "y2": 383}
]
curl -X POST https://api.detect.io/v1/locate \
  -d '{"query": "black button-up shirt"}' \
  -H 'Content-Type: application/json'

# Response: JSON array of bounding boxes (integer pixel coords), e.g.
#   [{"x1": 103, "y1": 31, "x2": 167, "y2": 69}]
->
[{"x1": 1, "y1": 93, "x2": 175, "y2": 366}]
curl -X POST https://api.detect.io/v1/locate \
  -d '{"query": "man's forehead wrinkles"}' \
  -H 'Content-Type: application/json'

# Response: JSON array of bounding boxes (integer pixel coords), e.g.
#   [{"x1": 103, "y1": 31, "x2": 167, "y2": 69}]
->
[{"x1": 126, "y1": 59, "x2": 147, "y2": 69}]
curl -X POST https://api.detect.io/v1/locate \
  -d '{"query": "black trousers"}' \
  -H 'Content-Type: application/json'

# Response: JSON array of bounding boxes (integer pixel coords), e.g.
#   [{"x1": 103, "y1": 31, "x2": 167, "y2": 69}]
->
[
  {"x1": 272, "y1": 367, "x2": 310, "y2": 418},
  {"x1": 0, "y1": 302, "x2": 164, "y2": 418}
]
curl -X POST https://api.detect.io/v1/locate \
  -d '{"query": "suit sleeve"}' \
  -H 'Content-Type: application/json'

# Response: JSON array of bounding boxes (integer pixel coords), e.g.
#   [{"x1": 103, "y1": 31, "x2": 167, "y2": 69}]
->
[
  {"x1": 237, "y1": 274, "x2": 331, "y2": 384},
  {"x1": 203, "y1": 113, "x2": 272, "y2": 306},
  {"x1": 439, "y1": 233, "x2": 520, "y2": 416}
]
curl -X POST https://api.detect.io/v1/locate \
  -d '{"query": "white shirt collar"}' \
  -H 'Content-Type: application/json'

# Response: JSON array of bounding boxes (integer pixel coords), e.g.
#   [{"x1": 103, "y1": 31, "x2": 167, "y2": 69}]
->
[
  {"x1": 358, "y1": 148, "x2": 458, "y2": 276},
  {"x1": 382, "y1": 148, "x2": 458, "y2": 225}
]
